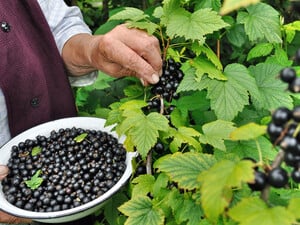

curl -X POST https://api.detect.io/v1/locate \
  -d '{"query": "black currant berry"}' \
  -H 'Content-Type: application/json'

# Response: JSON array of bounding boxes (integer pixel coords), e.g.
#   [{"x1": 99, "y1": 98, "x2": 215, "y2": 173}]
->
[
  {"x1": 292, "y1": 106, "x2": 300, "y2": 122},
  {"x1": 280, "y1": 136, "x2": 298, "y2": 153},
  {"x1": 279, "y1": 67, "x2": 296, "y2": 83},
  {"x1": 271, "y1": 107, "x2": 292, "y2": 126},
  {"x1": 288, "y1": 77, "x2": 300, "y2": 93},
  {"x1": 267, "y1": 122, "x2": 283, "y2": 143},
  {"x1": 267, "y1": 167, "x2": 289, "y2": 188},
  {"x1": 291, "y1": 168, "x2": 300, "y2": 183},
  {"x1": 248, "y1": 170, "x2": 268, "y2": 191},
  {"x1": 284, "y1": 150, "x2": 300, "y2": 167}
]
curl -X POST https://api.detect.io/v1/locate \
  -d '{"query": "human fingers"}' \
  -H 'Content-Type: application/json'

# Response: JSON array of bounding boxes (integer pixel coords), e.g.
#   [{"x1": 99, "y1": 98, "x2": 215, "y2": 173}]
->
[
  {"x1": 115, "y1": 25, "x2": 163, "y2": 75},
  {"x1": 99, "y1": 36, "x2": 161, "y2": 85},
  {"x1": 0, "y1": 165, "x2": 8, "y2": 180},
  {"x1": 0, "y1": 211, "x2": 32, "y2": 224}
]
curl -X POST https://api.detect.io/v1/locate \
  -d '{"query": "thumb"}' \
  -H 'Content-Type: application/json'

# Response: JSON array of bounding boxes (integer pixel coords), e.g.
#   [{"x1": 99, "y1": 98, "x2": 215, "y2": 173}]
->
[{"x1": 0, "y1": 165, "x2": 8, "y2": 180}]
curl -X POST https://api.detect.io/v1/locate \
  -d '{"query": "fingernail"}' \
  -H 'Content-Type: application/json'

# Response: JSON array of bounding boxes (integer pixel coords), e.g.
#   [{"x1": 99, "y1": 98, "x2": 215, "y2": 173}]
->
[
  {"x1": 140, "y1": 78, "x2": 145, "y2": 86},
  {"x1": 152, "y1": 74, "x2": 160, "y2": 83}
]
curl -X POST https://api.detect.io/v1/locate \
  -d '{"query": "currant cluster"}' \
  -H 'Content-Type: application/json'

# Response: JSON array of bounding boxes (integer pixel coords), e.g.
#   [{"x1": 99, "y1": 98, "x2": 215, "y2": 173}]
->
[
  {"x1": 134, "y1": 142, "x2": 165, "y2": 176},
  {"x1": 279, "y1": 48, "x2": 300, "y2": 92},
  {"x1": 249, "y1": 106, "x2": 300, "y2": 191},
  {"x1": 144, "y1": 58, "x2": 184, "y2": 114},
  {"x1": 2, "y1": 127, "x2": 127, "y2": 212}
]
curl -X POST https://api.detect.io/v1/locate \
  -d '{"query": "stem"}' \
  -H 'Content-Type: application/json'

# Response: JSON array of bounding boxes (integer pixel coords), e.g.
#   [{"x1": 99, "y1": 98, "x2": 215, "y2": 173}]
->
[
  {"x1": 260, "y1": 149, "x2": 285, "y2": 202},
  {"x1": 217, "y1": 39, "x2": 221, "y2": 60},
  {"x1": 146, "y1": 150, "x2": 153, "y2": 175}
]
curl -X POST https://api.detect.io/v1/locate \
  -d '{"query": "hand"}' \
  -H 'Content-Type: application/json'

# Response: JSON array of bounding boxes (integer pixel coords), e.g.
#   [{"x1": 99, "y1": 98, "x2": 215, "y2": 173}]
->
[
  {"x1": 0, "y1": 165, "x2": 32, "y2": 224},
  {"x1": 62, "y1": 24, "x2": 163, "y2": 86}
]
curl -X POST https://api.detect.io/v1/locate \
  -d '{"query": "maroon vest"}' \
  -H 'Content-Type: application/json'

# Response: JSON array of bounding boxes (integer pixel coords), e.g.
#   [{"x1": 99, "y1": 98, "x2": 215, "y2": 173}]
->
[{"x1": 0, "y1": 1, "x2": 77, "y2": 137}]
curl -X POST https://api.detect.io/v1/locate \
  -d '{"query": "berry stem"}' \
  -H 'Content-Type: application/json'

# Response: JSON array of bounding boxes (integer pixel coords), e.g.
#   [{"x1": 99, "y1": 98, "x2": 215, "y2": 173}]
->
[
  {"x1": 146, "y1": 150, "x2": 152, "y2": 175},
  {"x1": 260, "y1": 149, "x2": 285, "y2": 202}
]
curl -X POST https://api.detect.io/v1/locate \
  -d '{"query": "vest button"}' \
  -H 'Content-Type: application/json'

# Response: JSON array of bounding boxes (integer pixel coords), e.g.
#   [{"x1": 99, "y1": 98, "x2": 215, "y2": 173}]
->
[
  {"x1": 30, "y1": 97, "x2": 40, "y2": 108},
  {"x1": 1, "y1": 21, "x2": 11, "y2": 33}
]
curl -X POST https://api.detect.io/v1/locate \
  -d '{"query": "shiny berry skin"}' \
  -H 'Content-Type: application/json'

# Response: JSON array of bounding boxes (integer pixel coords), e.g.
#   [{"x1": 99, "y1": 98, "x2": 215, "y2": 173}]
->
[
  {"x1": 280, "y1": 67, "x2": 296, "y2": 83},
  {"x1": 267, "y1": 167, "x2": 289, "y2": 188},
  {"x1": 289, "y1": 77, "x2": 300, "y2": 93},
  {"x1": 291, "y1": 168, "x2": 300, "y2": 183},
  {"x1": 248, "y1": 170, "x2": 267, "y2": 191},
  {"x1": 292, "y1": 106, "x2": 300, "y2": 122},
  {"x1": 267, "y1": 122, "x2": 283, "y2": 143},
  {"x1": 271, "y1": 107, "x2": 292, "y2": 126}
]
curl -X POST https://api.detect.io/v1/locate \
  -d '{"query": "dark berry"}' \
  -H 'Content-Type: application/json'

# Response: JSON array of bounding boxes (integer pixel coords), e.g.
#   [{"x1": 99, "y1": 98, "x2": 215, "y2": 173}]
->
[
  {"x1": 288, "y1": 77, "x2": 300, "y2": 93},
  {"x1": 248, "y1": 170, "x2": 267, "y2": 191},
  {"x1": 279, "y1": 67, "x2": 296, "y2": 83},
  {"x1": 291, "y1": 168, "x2": 300, "y2": 183},
  {"x1": 292, "y1": 106, "x2": 300, "y2": 122},
  {"x1": 267, "y1": 122, "x2": 283, "y2": 143},
  {"x1": 271, "y1": 107, "x2": 291, "y2": 126},
  {"x1": 267, "y1": 167, "x2": 289, "y2": 188}
]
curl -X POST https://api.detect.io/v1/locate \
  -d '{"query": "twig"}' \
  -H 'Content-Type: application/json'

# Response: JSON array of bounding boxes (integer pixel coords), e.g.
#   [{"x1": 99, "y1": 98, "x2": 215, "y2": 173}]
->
[{"x1": 260, "y1": 149, "x2": 285, "y2": 202}]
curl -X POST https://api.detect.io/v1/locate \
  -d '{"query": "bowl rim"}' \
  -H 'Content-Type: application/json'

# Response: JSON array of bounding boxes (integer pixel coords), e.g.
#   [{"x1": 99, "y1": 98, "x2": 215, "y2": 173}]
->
[{"x1": 0, "y1": 117, "x2": 135, "y2": 220}]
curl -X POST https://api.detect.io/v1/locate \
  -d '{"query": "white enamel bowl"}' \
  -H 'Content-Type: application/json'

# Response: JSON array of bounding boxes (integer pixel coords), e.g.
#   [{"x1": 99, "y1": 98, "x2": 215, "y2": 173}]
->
[{"x1": 0, "y1": 117, "x2": 135, "y2": 223}]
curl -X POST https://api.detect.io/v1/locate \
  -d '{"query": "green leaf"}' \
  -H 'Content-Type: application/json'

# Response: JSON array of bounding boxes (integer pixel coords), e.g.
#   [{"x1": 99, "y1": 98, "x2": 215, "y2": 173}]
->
[
  {"x1": 177, "y1": 65, "x2": 207, "y2": 92},
  {"x1": 167, "y1": 127, "x2": 202, "y2": 152},
  {"x1": 207, "y1": 63, "x2": 258, "y2": 121},
  {"x1": 192, "y1": 57, "x2": 227, "y2": 80},
  {"x1": 119, "y1": 111, "x2": 169, "y2": 158},
  {"x1": 166, "y1": 8, "x2": 229, "y2": 42},
  {"x1": 127, "y1": 21, "x2": 159, "y2": 35},
  {"x1": 198, "y1": 160, "x2": 254, "y2": 222},
  {"x1": 167, "y1": 190, "x2": 204, "y2": 225},
  {"x1": 31, "y1": 146, "x2": 41, "y2": 156},
  {"x1": 24, "y1": 169, "x2": 44, "y2": 190},
  {"x1": 247, "y1": 43, "x2": 274, "y2": 61},
  {"x1": 108, "y1": 7, "x2": 148, "y2": 22},
  {"x1": 104, "y1": 193, "x2": 128, "y2": 225},
  {"x1": 284, "y1": 21, "x2": 300, "y2": 43},
  {"x1": 191, "y1": 44, "x2": 223, "y2": 70},
  {"x1": 154, "y1": 152, "x2": 216, "y2": 190},
  {"x1": 199, "y1": 120, "x2": 236, "y2": 151},
  {"x1": 118, "y1": 196, "x2": 165, "y2": 225},
  {"x1": 228, "y1": 197, "x2": 295, "y2": 225},
  {"x1": 177, "y1": 92, "x2": 210, "y2": 112},
  {"x1": 249, "y1": 63, "x2": 293, "y2": 111},
  {"x1": 225, "y1": 136, "x2": 277, "y2": 162},
  {"x1": 132, "y1": 174, "x2": 155, "y2": 197},
  {"x1": 74, "y1": 133, "x2": 88, "y2": 143},
  {"x1": 123, "y1": 84, "x2": 144, "y2": 98},
  {"x1": 220, "y1": 0, "x2": 260, "y2": 15},
  {"x1": 288, "y1": 198, "x2": 300, "y2": 220},
  {"x1": 229, "y1": 122, "x2": 267, "y2": 141},
  {"x1": 238, "y1": 3, "x2": 282, "y2": 43}
]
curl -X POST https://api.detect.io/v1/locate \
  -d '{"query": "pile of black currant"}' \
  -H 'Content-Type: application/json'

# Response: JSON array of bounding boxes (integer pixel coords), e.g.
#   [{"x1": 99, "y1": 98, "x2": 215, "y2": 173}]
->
[
  {"x1": 1, "y1": 127, "x2": 127, "y2": 212},
  {"x1": 144, "y1": 58, "x2": 184, "y2": 114}
]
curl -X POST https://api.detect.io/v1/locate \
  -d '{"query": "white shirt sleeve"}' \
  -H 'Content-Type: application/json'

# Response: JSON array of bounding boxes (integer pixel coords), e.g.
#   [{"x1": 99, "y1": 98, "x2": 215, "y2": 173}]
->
[
  {"x1": 37, "y1": 0, "x2": 98, "y2": 86},
  {"x1": 37, "y1": 0, "x2": 92, "y2": 54}
]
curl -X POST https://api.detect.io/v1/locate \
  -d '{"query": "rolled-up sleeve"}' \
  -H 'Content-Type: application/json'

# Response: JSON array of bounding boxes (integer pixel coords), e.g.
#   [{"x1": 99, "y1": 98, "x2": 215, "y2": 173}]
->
[
  {"x1": 37, "y1": 0, "x2": 92, "y2": 54},
  {"x1": 37, "y1": 0, "x2": 98, "y2": 86}
]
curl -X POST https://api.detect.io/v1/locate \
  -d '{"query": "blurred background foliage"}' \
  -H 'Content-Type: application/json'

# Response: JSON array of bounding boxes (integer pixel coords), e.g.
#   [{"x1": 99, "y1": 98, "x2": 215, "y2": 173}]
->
[{"x1": 64, "y1": 0, "x2": 163, "y2": 32}]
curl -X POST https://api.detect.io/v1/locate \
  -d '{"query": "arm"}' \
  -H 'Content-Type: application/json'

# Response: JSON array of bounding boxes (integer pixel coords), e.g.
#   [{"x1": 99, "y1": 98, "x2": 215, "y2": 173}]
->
[{"x1": 61, "y1": 24, "x2": 162, "y2": 86}]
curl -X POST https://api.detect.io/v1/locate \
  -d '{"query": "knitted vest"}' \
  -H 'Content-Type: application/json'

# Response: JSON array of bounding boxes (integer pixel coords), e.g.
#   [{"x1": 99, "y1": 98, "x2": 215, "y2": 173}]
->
[{"x1": 0, "y1": 1, "x2": 77, "y2": 137}]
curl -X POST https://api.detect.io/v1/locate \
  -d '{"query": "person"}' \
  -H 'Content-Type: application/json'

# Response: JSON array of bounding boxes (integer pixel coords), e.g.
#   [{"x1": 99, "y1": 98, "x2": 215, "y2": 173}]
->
[{"x1": 0, "y1": 0, "x2": 162, "y2": 224}]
